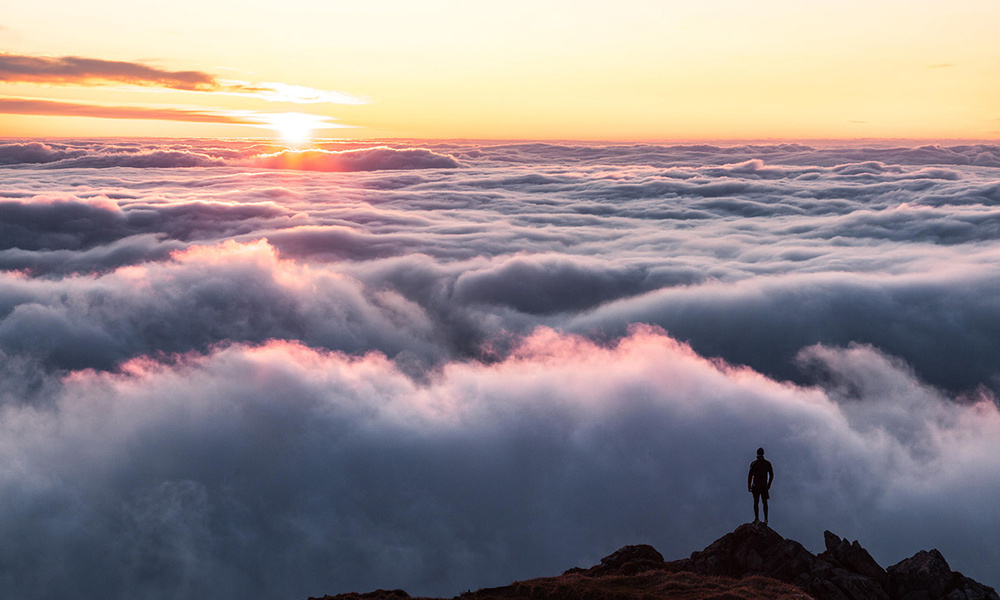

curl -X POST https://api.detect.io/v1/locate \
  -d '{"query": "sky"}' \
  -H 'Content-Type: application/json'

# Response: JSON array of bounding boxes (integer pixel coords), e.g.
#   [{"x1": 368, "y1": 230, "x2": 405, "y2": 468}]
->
[
  {"x1": 2, "y1": 0, "x2": 1000, "y2": 141},
  {"x1": 1, "y1": 139, "x2": 1000, "y2": 599}
]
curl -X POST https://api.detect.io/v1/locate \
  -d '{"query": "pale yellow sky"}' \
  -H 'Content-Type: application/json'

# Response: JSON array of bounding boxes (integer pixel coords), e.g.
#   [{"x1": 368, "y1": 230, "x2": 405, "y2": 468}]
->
[{"x1": 1, "y1": 0, "x2": 998, "y2": 140}]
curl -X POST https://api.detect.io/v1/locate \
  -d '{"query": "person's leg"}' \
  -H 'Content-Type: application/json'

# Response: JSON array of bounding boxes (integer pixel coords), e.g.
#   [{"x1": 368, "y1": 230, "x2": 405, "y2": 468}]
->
[
  {"x1": 752, "y1": 490, "x2": 760, "y2": 522},
  {"x1": 762, "y1": 497, "x2": 768, "y2": 524}
]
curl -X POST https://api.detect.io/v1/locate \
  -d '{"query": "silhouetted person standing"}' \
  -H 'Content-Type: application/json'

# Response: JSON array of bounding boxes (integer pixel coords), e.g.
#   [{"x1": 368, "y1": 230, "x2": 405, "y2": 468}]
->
[{"x1": 747, "y1": 447, "x2": 773, "y2": 525}]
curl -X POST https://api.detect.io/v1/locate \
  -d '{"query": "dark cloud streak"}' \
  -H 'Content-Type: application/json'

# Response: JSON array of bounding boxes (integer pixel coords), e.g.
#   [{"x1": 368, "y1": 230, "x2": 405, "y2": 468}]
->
[
  {"x1": 0, "y1": 53, "x2": 366, "y2": 107},
  {"x1": 0, "y1": 53, "x2": 216, "y2": 90}
]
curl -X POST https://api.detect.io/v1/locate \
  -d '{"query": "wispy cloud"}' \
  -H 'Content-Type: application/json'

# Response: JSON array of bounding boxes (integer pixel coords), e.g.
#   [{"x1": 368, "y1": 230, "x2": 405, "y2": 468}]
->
[
  {"x1": 0, "y1": 53, "x2": 365, "y2": 105},
  {"x1": 0, "y1": 97, "x2": 345, "y2": 132},
  {"x1": 0, "y1": 96, "x2": 255, "y2": 124},
  {"x1": 219, "y1": 80, "x2": 367, "y2": 105},
  {"x1": 0, "y1": 53, "x2": 216, "y2": 90}
]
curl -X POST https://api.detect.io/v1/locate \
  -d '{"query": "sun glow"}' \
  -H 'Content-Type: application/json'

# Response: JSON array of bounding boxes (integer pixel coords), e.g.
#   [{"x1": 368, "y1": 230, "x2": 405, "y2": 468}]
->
[{"x1": 262, "y1": 112, "x2": 329, "y2": 146}]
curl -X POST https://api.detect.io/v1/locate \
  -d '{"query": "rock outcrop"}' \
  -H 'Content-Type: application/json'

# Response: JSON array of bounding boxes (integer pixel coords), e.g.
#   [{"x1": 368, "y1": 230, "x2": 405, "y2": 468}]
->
[
  {"x1": 669, "y1": 523, "x2": 887, "y2": 600},
  {"x1": 820, "y1": 531, "x2": 887, "y2": 587},
  {"x1": 886, "y1": 549, "x2": 997, "y2": 600},
  {"x1": 668, "y1": 523, "x2": 997, "y2": 600},
  {"x1": 575, "y1": 543, "x2": 667, "y2": 577},
  {"x1": 307, "y1": 524, "x2": 998, "y2": 600}
]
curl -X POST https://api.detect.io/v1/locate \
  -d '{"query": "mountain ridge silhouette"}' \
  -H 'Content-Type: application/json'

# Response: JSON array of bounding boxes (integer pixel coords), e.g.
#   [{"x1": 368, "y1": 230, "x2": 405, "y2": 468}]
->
[{"x1": 306, "y1": 523, "x2": 998, "y2": 600}]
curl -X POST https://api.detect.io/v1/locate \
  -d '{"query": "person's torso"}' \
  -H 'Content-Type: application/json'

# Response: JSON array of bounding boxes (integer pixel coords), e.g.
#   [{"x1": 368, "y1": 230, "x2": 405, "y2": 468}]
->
[{"x1": 749, "y1": 459, "x2": 771, "y2": 488}]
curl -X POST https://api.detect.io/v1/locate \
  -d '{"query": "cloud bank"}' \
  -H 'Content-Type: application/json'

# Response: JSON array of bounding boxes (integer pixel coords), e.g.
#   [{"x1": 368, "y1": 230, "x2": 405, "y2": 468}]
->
[
  {"x1": 0, "y1": 141, "x2": 459, "y2": 171},
  {"x1": 1, "y1": 139, "x2": 999, "y2": 599},
  {"x1": 249, "y1": 147, "x2": 463, "y2": 172},
  {"x1": 1, "y1": 330, "x2": 997, "y2": 599}
]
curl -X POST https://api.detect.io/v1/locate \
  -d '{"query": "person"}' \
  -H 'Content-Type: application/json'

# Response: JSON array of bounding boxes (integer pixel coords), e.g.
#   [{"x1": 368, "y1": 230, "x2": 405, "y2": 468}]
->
[{"x1": 747, "y1": 447, "x2": 773, "y2": 525}]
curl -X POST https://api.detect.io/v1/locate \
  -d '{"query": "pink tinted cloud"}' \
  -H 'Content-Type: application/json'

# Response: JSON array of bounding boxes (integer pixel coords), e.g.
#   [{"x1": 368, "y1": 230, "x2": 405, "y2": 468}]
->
[
  {"x1": 0, "y1": 97, "x2": 257, "y2": 124},
  {"x1": 0, "y1": 98, "x2": 347, "y2": 136},
  {"x1": 249, "y1": 147, "x2": 461, "y2": 171},
  {"x1": 12, "y1": 325, "x2": 997, "y2": 596}
]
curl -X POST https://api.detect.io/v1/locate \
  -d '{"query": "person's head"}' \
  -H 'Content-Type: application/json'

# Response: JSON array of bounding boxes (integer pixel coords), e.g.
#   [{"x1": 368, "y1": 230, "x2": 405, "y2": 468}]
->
[{"x1": 756, "y1": 447, "x2": 764, "y2": 457}]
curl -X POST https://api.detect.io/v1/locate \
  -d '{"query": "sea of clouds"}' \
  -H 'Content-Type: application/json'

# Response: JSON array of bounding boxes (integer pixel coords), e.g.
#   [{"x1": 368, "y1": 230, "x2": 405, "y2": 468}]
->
[{"x1": 1, "y1": 139, "x2": 999, "y2": 599}]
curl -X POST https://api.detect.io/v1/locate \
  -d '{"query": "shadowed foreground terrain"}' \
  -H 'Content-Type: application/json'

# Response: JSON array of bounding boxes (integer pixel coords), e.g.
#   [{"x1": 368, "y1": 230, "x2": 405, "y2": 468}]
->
[{"x1": 308, "y1": 523, "x2": 998, "y2": 600}]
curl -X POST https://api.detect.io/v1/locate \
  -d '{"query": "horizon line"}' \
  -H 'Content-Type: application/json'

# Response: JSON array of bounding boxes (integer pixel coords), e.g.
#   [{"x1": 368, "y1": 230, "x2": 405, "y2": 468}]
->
[{"x1": 3, "y1": 135, "x2": 1000, "y2": 146}]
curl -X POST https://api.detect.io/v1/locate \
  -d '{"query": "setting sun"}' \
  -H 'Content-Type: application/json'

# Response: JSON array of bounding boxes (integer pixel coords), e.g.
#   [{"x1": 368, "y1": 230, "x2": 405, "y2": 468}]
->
[{"x1": 261, "y1": 112, "x2": 329, "y2": 146}]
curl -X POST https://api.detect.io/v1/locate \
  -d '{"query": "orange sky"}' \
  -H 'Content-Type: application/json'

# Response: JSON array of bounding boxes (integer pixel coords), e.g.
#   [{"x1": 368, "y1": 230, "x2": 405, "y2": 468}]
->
[{"x1": 2, "y1": 0, "x2": 999, "y2": 141}]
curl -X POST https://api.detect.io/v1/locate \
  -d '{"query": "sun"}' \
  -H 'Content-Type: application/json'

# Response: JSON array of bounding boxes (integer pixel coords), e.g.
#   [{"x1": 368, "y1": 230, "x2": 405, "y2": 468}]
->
[{"x1": 263, "y1": 112, "x2": 327, "y2": 146}]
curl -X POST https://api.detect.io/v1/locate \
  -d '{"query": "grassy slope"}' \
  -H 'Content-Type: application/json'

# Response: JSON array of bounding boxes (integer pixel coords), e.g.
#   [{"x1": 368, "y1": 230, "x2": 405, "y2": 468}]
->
[{"x1": 314, "y1": 569, "x2": 810, "y2": 600}]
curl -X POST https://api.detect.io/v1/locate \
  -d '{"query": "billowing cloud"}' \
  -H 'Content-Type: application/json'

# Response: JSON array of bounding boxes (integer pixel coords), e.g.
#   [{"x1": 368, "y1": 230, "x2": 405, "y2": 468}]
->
[
  {"x1": 0, "y1": 141, "x2": 456, "y2": 171},
  {"x1": 0, "y1": 141, "x2": 86, "y2": 165},
  {"x1": 2, "y1": 139, "x2": 1000, "y2": 599},
  {"x1": 452, "y1": 254, "x2": 660, "y2": 314},
  {"x1": 0, "y1": 329, "x2": 997, "y2": 599},
  {"x1": 0, "y1": 239, "x2": 445, "y2": 371},
  {"x1": 249, "y1": 147, "x2": 462, "y2": 172},
  {"x1": 2, "y1": 141, "x2": 999, "y2": 391}
]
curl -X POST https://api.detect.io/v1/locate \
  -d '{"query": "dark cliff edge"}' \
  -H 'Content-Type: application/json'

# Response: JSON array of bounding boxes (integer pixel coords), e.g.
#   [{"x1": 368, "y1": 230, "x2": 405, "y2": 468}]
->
[{"x1": 307, "y1": 523, "x2": 999, "y2": 600}]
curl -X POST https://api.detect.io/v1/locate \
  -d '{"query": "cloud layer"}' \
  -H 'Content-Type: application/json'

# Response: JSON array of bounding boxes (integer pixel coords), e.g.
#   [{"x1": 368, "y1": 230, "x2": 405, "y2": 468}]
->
[
  {"x1": 1, "y1": 331, "x2": 998, "y2": 599},
  {"x1": 1, "y1": 139, "x2": 999, "y2": 599}
]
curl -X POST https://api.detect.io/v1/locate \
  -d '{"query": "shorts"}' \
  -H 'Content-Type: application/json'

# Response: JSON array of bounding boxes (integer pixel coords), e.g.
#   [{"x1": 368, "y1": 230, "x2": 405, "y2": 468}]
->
[{"x1": 752, "y1": 488, "x2": 769, "y2": 501}]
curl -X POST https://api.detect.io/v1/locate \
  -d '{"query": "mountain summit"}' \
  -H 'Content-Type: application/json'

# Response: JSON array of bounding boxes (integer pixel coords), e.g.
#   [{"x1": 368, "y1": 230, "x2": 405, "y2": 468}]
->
[{"x1": 308, "y1": 523, "x2": 998, "y2": 600}]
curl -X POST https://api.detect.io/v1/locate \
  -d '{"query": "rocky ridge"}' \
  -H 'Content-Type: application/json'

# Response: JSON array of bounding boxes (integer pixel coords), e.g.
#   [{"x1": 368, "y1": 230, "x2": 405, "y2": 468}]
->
[
  {"x1": 308, "y1": 523, "x2": 998, "y2": 600},
  {"x1": 670, "y1": 523, "x2": 997, "y2": 600}
]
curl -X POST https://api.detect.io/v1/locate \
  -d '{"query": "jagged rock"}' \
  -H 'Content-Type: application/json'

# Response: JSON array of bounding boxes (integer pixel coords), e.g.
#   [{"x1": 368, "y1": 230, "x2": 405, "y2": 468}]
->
[
  {"x1": 887, "y1": 550, "x2": 999, "y2": 600},
  {"x1": 887, "y1": 549, "x2": 954, "y2": 600},
  {"x1": 670, "y1": 523, "x2": 888, "y2": 600},
  {"x1": 583, "y1": 544, "x2": 667, "y2": 576},
  {"x1": 947, "y1": 575, "x2": 1000, "y2": 600},
  {"x1": 820, "y1": 531, "x2": 888, "y2": 586},
  {"x1": 667, "y1": 525, "x2": 999, "y2": 600}
]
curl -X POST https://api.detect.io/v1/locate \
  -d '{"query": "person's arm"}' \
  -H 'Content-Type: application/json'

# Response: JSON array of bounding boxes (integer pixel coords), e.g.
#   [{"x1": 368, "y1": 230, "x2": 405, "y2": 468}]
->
[
  {"x1": 766, "y1": 463, "x2": 774, "y2": 490},
  {"x1": 747, "y1": 465, "x2": 753, "y2": 492}
]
